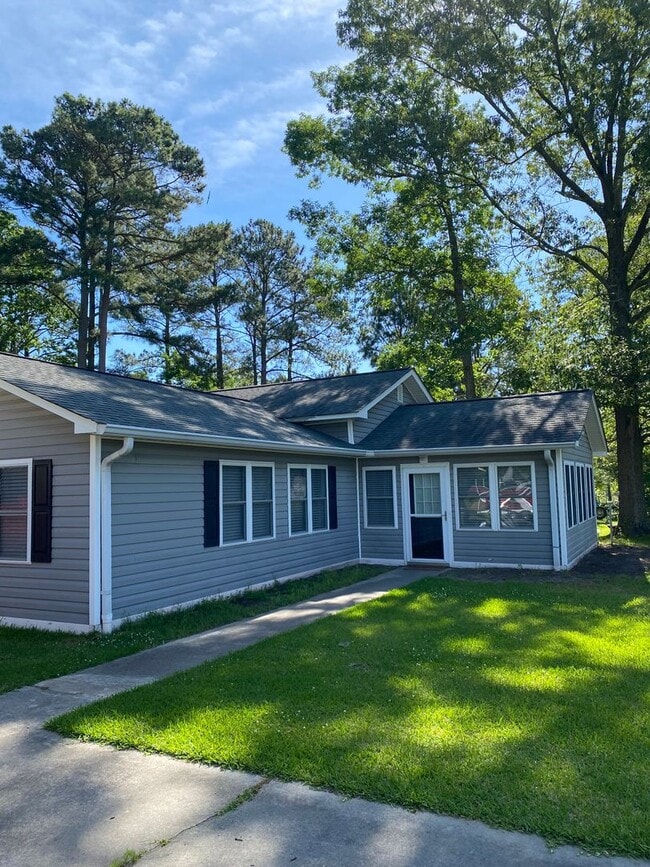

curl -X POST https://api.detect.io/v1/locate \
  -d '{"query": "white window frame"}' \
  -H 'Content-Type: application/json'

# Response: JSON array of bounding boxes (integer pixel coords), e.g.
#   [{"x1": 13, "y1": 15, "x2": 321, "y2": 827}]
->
[
  {"x1": 363, "y1": 466, "x2": 398, "y2": 530},
  {"x1": 454, "y1": 461, "x2": 538, "y2": 532},
  {"x1": 0, "y1": 459, "x2": 33, "y2": 564},
  {"x1": 220, "y1": 461, "x2": 275, "y2": 546},
  {"x1": 564, "y1": 460, "x2": 596, "y2": 528},
  {"x1": 288, "y1": 464, "x2": 330, "y2": 536}
]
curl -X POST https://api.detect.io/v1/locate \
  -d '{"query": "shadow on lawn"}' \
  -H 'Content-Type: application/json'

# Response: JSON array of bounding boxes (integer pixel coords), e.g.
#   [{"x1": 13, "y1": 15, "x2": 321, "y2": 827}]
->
[{"x1": 50, "y1": 579, "x2": 650, "y2": 858}]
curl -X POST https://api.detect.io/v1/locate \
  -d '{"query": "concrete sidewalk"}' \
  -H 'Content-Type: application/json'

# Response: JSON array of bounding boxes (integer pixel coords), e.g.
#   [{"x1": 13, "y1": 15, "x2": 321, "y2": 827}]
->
[{"x1": 0, "y1": 567, "x2": 646, "y2": 867}]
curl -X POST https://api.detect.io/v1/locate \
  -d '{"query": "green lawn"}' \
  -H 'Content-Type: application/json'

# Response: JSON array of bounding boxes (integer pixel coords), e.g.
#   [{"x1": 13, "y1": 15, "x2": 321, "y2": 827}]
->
[
  {"x1": 49, "y1": 574, "x2": 650, "y2": 858},
  {"x1": 0, "y1": 565, "x2": 384, "y2": 694}
]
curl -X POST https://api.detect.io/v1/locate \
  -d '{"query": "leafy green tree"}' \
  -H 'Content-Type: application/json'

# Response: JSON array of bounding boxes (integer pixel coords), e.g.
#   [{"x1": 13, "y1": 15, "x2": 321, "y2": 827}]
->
[
  {"x1": 286, "y1": 64, "x2": 532, "y2": 398},
  {"x1": 0, "y1": 209, "x2": 74, "y2": 359},
  {"x1": 229, "y1": 219, "x2": 349, "y2": 383},
  {"x1": 317, "y1": 0, "x2": 649, "y2": 533},
  {"x1": 115, "y1": 224, "x2": 228, "y2": 386},
  {"x1": 0, "y1": 93, "x2": 205, "y2": 372}
]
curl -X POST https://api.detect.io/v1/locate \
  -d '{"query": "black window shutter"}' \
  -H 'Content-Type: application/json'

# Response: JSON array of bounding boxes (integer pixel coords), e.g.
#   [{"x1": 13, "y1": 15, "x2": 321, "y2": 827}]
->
[
  {"x1": 327, "y1": 465, "x2": 338, "y2": 530},
  {"x1": 204, "y1": 461, "x2": 220, "y2": 547},
  {"x1": 31, "y1": 459, "x2": 52, "y2": 563}
]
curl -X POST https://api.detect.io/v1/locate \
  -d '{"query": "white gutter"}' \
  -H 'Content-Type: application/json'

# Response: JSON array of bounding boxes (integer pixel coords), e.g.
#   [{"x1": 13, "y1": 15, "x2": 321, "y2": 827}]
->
[
  {"x1": 100, "y1": 437, "x2": 134, "y2": 629},
  {"x1": 544, "y1": 449, "x2": 562, "y2": 570},
  {"x1": 100, "y1": 425, "x2": 360, "y2": 456},
  {"x1": 365, "y1": 442, "x2": 574, "y2": 457}
]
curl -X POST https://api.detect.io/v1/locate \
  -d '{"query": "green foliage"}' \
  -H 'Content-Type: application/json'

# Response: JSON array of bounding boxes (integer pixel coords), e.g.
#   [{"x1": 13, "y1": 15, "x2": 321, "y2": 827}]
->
[
  {"x1": 0, "y1": 209, "x2": 74, "y2": 359},
  {"x1": 0, "y1": 93, "x2": 206, "y2": 370},
  {"x1": 287, "y1": 0, "x2": 650, "y2": 532},
  {"x1": 50, "y1": 576, "x2": 650, "y2": 858}
]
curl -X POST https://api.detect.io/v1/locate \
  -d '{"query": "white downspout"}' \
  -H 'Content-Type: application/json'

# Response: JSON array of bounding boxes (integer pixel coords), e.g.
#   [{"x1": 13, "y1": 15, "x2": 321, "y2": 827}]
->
[
  {"x1": 355, "y1": 457, "x2": 362, "y2": 562},
  {"x1": 100, "y1": 437, "x2": 134, "y2": 630},
  {"x1": 544, "y1": 449, "x2": 561, "y2": 571}
]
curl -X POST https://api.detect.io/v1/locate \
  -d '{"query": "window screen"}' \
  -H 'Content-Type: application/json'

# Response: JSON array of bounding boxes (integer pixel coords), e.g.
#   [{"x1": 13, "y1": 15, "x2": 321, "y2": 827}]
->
[
  {"x1": 497, "y1": 465, "x2": 534, "y2": 530},
  {"x1": 456, "y1": 466, "x2": 491, "y2": 529},
  {"x1": 252, "y1": 466, "x2": 273, "y2": 539},
  {"x1": 365, "y1": 469, "x2": 395, "y2": 527},
  {"x1": 0, "y1": 465, "x2": 29, "y2": 561},
  {"x1": 311, "y1": 468, "x2": 328, "y2": 531},
  {"x1": 222, "y1": 465, "x2": 246, "y2": 543},
  {"x1": 290, "y1": 468, "x2": 308, "y2": 534}
]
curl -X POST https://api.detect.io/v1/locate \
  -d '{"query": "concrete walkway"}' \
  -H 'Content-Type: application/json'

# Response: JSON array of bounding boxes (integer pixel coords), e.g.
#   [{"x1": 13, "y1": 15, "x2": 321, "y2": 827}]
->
[{"x1": 0, "y1": 567, "x2": 645, "y2": 867}]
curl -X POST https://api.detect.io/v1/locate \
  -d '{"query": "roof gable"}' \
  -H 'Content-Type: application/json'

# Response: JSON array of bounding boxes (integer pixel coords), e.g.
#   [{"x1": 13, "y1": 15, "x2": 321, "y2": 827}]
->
[{"x1": 218, "y1": 368, "x2": 431, "y2": 420}]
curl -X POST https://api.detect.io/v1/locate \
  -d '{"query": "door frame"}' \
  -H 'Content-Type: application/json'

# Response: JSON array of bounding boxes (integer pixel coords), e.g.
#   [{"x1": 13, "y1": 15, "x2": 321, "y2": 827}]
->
[{"x1": 400, "y1": 463, "x2": 454, "y2": 564}]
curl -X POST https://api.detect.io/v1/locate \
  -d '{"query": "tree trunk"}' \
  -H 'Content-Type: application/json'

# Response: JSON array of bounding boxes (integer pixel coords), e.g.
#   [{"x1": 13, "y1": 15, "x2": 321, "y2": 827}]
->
[
  {"x1": 213, "y1": 301, "x2": 224, "y2": 390},
  {"x1": 615, "y1": 405, "x2": 648, "y2": 536},
  {"x1": 163, "y1": 313, "x2": 172, "y2": 384},
  {"x1": 98, "y1": 218, "x2": 115, "y2": 373},
  {"x1": 77, "y1": 247, "x2": 90, "y2": 369},
  {"x1": 87, "y1": 271, "x2": 96, "y2": 370},
  {"x1": 442, "y1": 204, "x2": 476, "y2": 398},
  {"x1": 260, "y1": 330, "x2": 268, "y2": 384},
  {"x1": 605, "y1": 226, "x2": 649, "y2": 535}
]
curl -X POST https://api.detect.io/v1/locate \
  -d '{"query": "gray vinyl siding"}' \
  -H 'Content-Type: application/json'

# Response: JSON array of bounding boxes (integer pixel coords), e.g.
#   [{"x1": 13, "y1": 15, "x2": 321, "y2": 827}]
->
[
  {"x1": 402, "y1": 382, "x2": 420, "y2": 404},
  {"x1": 450, "y1": 452, "x2": 553, "y2": 567},
  {"x1": 359, "y1": 451, "x2": 554, "y2": 567},
  {"x1": 561, "y1": 432, "x2": 597, "y2": 565},
  {"x1": 299, "y1": 420, "x2": 350, "y2": 442},
  {"x1": 0, "y1": 391, "x2": 89, "y2": 624},
  {"x1": 109, "y1": 443, "x2": 359, "y2": 620},
  {"x1": 355, "y1": 391, "x2": 402, "y2": 442}
]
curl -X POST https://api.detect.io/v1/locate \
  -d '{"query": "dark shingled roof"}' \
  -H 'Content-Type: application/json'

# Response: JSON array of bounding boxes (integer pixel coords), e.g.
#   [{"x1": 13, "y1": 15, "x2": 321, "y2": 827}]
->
[
  {"x1": 218, "y1": 368, "x2": 414, "y2": 419},
  {"x1": 0, "y1": 354, "x2": 353, "y2": 452},
  {"x1": 358, "y1": 392, "x2": 596, "y2": 451}
]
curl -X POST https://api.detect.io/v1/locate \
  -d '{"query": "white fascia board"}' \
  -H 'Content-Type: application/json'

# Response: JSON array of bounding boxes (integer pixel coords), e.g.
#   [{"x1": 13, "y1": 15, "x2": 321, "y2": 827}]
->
[
  {"x1": 101, "y1": 425, "x2": 360, "y2": 456},
  {"x1": 363, "y1": 442, "x2": 574, "y2": 458},
  {"x1": 287, "y1": 412, "x2": 362, "y2": 422},
  {"x1": 0, "y1": 378, "x2": 100, "y2": 433},
  {"x1": 361, "y1": 370, "x2": 432, "y2": 417}
]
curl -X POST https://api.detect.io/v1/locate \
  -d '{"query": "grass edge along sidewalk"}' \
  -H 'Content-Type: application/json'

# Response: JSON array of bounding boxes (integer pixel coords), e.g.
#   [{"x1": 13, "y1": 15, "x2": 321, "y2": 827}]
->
[
  {"x1": 0, "y1": 564, "x2": 385, "y2": 694},
  {"x1": 48, "y1": 575, "x2": 650, "y2": 860}
]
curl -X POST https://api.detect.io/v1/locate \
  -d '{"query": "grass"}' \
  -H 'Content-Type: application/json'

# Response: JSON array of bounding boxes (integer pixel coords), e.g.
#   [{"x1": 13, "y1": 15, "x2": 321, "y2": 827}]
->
[
  {"x1": 48, "y1": 573, "x2": 650, "y2": 858},
  {"x1": 597, "y1": 521, "x2": 650, "y2": 547},
  {"x1": 0, "y1": 564, "x2": 384, "y2": 694}
]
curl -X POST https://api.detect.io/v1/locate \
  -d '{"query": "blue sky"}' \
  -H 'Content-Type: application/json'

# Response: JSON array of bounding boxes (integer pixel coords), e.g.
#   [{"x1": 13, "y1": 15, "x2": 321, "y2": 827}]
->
[{"x1": 0, "y1": 0, "x2": 363, "y2": 239}]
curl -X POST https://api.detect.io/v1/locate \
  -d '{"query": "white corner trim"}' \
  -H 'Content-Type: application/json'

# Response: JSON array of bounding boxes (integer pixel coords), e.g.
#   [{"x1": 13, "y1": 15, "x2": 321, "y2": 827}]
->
[
  {"x1": 88, "y1": 436, "x2": 102, "y2": 628},
  {"x1": 0, "y1": 378, "x2": 100, "y2": 433},
  {"x1": 347, "y1": 419, "x2": 355, "y2": 444}
]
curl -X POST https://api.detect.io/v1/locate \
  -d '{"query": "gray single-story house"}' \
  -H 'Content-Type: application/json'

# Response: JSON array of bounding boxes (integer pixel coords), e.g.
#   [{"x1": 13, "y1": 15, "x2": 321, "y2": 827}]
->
[{"x1": 0, "y1": 353, "x2": 606, "y2": 632}]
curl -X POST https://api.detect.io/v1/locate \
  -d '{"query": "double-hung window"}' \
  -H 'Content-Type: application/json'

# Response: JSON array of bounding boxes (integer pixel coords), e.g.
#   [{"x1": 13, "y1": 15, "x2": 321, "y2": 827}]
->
[
  {"x1": 0, "y1": 461, "x2": 30, "y2": 562},
  {"x1": 363, "y1": 467, "x2": 397, "y2": 529},
  {"x1": 455, "y1": 462, "x2": 536, "y2": 531},
  {"x1": 289, "y1": 466, "x2": 329, "y2": 534},
  {"x1": 221, "y1": 462, "x2": 274, "y2": 545}
]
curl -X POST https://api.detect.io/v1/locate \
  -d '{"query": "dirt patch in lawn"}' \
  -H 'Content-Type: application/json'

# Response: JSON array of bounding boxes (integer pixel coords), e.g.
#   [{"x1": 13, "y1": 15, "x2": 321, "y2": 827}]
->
[
  {"x1": 440, "y1": 543, "x2": 649, "y2": 585},
  {"x1": 570, "y1": 543, "x2": 650, "y2": 576}
]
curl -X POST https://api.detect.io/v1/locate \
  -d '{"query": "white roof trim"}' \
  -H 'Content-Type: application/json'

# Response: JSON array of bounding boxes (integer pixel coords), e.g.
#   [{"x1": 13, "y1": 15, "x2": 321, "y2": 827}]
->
[
  {"x1": 101, "y1": 425, "x2": 360, "y2": 456},
  {"x1": 364, "y1": 442, "x2": 575, "y2": 457},
  {"x1": 0, "y1": 378, "x2": 100, "y2": 433}
]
